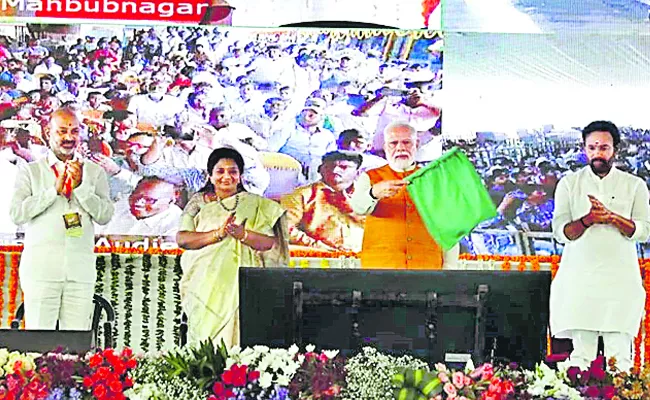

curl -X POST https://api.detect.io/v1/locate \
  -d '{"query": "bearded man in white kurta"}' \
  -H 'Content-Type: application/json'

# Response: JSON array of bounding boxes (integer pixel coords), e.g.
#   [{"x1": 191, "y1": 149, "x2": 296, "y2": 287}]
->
[
  {"x1": 10, "y1": 108, "x2": 114, "y2": 330},
  {"x1": 551, "y1": 120, "x2": 650, "y2": 372}
]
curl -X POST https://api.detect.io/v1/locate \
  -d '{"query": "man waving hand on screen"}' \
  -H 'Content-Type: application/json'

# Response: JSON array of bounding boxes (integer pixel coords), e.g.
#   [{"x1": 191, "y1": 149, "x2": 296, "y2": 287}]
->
[
  {"x1": 551, "y1": 120, "x2": 650, "y2": 372},
  {"x1": 350, "y1": 121, "x2": 458, "y2": 269}
]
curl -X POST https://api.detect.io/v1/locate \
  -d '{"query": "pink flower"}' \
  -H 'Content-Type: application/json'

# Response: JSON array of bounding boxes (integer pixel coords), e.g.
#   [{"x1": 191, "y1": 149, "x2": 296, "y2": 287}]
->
[
  {"x1": 481, "y1": 364, "x2": 494, "y2": 380},
  {"x1": 602, "y1": 385, "x2": 617, "y2": 399},
  {"x1": 452, "y1": 372, "x2": 465, "y2": 389},
  {"x1": 438, "y1": 372, "x2": 449, "y2": 383},
  {"x1": 585, "y1": 385, "x2": 600, "y2": 398},
  {"x1": 443, "y1": 382, "x2": 457, "y2": 397},
  {"x1": 458, "y1": 397, "x2": 469, "y2": 400},
  {"x1": 463, "y1": 376, "x2": 472, "y2": 386},
  {"x1": 488, "y1": 377, "x2": 505, "y2": 394},
  {"x1": 589, "y1": 365, "x2": 606, "y2": 381}
]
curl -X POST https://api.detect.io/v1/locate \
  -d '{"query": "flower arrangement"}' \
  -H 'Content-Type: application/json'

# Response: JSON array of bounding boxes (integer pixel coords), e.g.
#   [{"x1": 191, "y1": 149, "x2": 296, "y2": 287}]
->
[
  {"x1": 0, "y1": 348, "x2": 137, "y2": 400},
  {"x1": 393, "y1": 362, "x2": 518, "y2": 400},
  {"x1": 7, "y1": 344, "x2": 650, "y2": 400},
  {"x1": 606, "y1": 357, "x2": 650, "y2": 400},
  {"x1": 288, "y1": 347, "x2": 345, "y2": 399},
  {"x1": 208, "y1": 363, "x2": 289, "y2": 400},
  {"x1": 341, "y1": 346, "x2": 429, "y2": 400},
  {"x1": 226, "y1": 344, "x2": 301, "y2": 389},
  {"x1": 0, "y1": 355, "x2": 48, "y2": 399},
  {"x1": 125, "y1": 355, "x2": 206, "y2": 400},
  {"x1": 565, "y1": 356, "x2": 617, "y2": 399},
  {"x1": 524, "y1": 362, "x2": 582, "y2": 400},
  {"x1": 82, "y1": 348, "x2": 138, "y2": 400}
]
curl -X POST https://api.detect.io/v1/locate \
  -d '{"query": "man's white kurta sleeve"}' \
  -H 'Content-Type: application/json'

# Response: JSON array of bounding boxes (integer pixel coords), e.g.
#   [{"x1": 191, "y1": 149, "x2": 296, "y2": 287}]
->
[
  {"x1": 552, "y1": 177, "x2": 573, "y2": 244},
  {"x1": 9, "y1": 164, "x2": 57, "y2": 226},
  {"x1": 72, "y1": 167, "x2": 114, "y2": 226},
  {"x1": 350, "y1": 172, "x2": 379, "y2": 216},
  {"x1": 629, "y1": 179, "x2": 650, "y2": 242}
]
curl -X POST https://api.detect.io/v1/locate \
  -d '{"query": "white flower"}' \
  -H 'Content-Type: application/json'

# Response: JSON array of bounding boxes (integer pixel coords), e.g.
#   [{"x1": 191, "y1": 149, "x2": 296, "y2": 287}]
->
[
  {"x1": 305, "y1": 344, "x2": 316, "y2": 353},
  {"x1": 276, "y1": 374, "x2": 291, "y2": 386},
  {"x1": 229, "y1": 345, "x2": 241, "y2": 356},
  {"x1": 464, "y1": 358, "x2": 474, "y2": 372},
  {"x1": 258, "y1": 371, "x2": 273, "y2": 389},
  {"x1": 435, "y1": 362, "x2": 448, "y2": 372},
  {"x1": 297, "y1": 354, "x2": 305, "y2": 364},
  {"x1": 323, "y1": 350, "x2": 339, "y2": 359},
  {"x1": 253, "y1": 345, "x2": 270, "y2": 354},
  {"x1": 288, "y1": 344, "x2": 299, "y2": 355},
  {"x1": 257, "y1": 358, "x2": 271, "y2": 372}
]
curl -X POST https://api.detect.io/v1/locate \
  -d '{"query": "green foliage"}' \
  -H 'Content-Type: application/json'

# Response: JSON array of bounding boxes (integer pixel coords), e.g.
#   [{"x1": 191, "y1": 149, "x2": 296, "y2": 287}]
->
[{"x1": 163, "y1": 340, "x2": 229, "y2": 391}]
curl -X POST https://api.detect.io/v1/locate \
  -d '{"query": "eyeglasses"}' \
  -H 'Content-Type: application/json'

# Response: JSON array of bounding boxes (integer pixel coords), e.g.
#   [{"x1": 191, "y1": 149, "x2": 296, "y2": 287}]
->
[{"x1": 131, "y1": 196, "x2": 163, "y2": 205}]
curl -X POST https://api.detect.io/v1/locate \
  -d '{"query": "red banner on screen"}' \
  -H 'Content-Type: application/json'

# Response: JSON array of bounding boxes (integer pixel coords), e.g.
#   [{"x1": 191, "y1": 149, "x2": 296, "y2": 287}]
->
[{"x1": 0, "y1": 0, "x2": 217, "y2": 24}]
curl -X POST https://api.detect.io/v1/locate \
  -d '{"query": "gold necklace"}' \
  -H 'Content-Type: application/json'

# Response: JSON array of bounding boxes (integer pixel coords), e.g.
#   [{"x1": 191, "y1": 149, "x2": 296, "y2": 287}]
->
[{"x1": 218, "y1": 193, "x2": 239, "y2": 212}]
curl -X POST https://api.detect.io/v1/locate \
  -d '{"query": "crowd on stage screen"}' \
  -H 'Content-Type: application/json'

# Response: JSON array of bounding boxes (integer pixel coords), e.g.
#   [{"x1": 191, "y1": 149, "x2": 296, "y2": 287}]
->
[
  {"x1": 0, "y1": 25, "x2": 443, "y2": 254},
  {"x1": 447, "y1": 126, "x2": 650, "y2": 255}
]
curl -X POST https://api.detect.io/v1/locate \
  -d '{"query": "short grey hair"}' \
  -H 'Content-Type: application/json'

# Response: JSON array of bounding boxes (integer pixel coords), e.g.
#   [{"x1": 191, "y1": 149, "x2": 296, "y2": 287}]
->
[{"x1": 383, "y1": 121, "x2": 417, "y2": 139}]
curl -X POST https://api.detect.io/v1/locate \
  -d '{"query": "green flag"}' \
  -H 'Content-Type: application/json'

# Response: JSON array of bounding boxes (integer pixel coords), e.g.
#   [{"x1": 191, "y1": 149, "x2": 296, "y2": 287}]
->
[{"x1": 404, "y1": 147, "x2": 497, "y2": 251}]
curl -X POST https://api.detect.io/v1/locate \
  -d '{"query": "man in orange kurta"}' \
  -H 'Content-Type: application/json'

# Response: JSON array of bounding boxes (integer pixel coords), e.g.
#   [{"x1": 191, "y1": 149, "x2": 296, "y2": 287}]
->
[{"x1": 350, "y1": 121, "x2": 459, "y2": 269}]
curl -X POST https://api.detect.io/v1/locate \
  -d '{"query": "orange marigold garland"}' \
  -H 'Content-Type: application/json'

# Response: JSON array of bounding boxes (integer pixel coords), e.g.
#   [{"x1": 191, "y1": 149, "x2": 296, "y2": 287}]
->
[
  {"x1": 501, "y1": 259, "x2": 511, "y2": 271},
  {"x1": 531, "y1": 257, "x2": 541, "y2": 272},
  {"x1": 550, "y1": 255, "x2": 560, "y2": 279},
  {"x1": 643, "y1": 264, "x2": 650, "y2": 364},
  {"x1": 7, "y1": 252, "x2": 19, "y2": 327},
  {"x1": 0, "y1": 253, "x2": 5, "y2": 325},
  {"x1": 634, "y1": 321, "x2": 643, "y2": 373},
  {"x1": 517, "y1": 258, "x2": 527, "y2": 272}
]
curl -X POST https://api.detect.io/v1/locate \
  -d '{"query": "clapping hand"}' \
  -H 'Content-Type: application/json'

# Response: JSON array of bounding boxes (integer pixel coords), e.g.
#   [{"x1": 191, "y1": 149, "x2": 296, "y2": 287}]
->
[
  {"x1": 66, "y1": 160, "x2": 83, "y2": 189},
  {"x1": 585, "y1": 195, "x2": 613, "y2": 225},
  {"x1": 225, "y1": 215, "x2": 248, "y2": 241},
  {"x1": 55, "y1": 164, "x2": 68, "y2": 196}
]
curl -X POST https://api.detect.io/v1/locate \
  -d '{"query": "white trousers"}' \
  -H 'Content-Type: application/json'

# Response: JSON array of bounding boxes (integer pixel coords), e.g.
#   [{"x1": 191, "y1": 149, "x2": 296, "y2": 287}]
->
[
  {"x1": 562, "y1": 329, "x2": 633, "y2": 372},
  {"x1": 21, "y1": 280, "x2": 94, "y2": 331}
]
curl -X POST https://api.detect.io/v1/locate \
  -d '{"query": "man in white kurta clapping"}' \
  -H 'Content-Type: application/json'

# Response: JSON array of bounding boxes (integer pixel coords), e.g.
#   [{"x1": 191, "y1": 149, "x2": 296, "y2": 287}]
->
[
  {"x1": 10, "y1": 108, "x2": 114, "y2": 330},
  {"x1": 551, "y1": 120, "x2": 650, "y2": 372}
]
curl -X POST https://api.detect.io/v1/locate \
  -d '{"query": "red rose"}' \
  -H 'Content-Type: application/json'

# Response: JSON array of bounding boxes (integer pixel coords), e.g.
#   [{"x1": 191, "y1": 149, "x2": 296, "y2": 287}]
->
[
  {"x1": 500, "y1": 380, "x2": 514, "y2": 393},
  {"x1": 212, "y1": 381, "x2": 226, "y2": 395},
  {"x1": 125, "y1": 358, "x2": 137, "y2": 369},
  {"x1": 248, "y1": 370, "x2": 260, "y2": 382},
  {"x1": 102, "y1": 349, "x2": 115, "y2": 358},
  {"x1": 83, "y1": 376, "x2": 94, "y2": 388},
  {"x1": 123, "y1": 377, "x2": 134, "y2": 388},
  {"x1": 585, "y1": 385, "x2": 600, "y2": 397},
  {"x1": 109, "y1": 379, "x2": 123, "y2": 393},
  {"x1": 221, "y1": 370, "x2": 234, "y2": 385},
  {"x1": 96, "y1": 367, "x2": 110, "y2": 380},
  {"x1": 89, "y1": 353, "x2": 104, "y2": 368},
  {"x1": 233, "y1": 365, "x2": 247, "y2": 387},
  {"x1": 121, "y1": 348, "x2": 133, "y2": 358},
  {"x1": 113, "y1": 361, "x2": 126, "y2": 375},
  {"x1": 93, "y1": 384, "x2": 107, "y2": 399}
]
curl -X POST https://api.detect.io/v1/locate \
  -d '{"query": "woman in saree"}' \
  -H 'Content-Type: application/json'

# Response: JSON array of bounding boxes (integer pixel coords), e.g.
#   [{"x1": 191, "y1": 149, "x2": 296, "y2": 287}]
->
[{"x1": 177, "y1": 147, "x2": 289, "y2": 349}]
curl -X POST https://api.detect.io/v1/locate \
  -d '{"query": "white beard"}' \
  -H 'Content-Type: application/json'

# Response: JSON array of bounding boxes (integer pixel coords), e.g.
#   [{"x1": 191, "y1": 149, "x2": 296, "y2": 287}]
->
[{"x1": 389, "y1": 158, "x2": 415, "y2": 171}]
